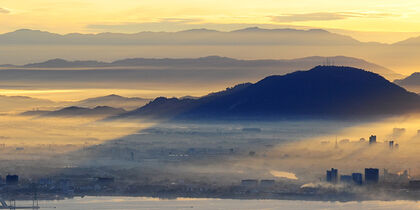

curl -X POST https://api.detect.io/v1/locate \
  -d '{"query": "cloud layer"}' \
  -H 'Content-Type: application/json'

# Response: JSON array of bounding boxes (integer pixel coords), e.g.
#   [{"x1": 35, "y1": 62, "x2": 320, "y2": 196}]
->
[
  {"x1": 0, "y1": 7, "x2": 9, "y2": 14},
  {"x1": 272, "y1": 12, "x2": 394, "y2": 22}
]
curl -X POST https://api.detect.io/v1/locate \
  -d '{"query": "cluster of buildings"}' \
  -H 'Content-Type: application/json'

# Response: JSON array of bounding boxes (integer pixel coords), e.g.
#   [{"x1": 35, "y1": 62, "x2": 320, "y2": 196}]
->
[
  {"x1": 368, "y1": 135, "x2": 399, "y2": 149},
  {"x1": 326, "y1": 168, "x2": 378, "y2": 185},
  {"x1": 0, "y1": 173, "x2": 117, "y2": 200},
  {"x1": 326, "y1": 167, "x2": 420, "y2": 191}
]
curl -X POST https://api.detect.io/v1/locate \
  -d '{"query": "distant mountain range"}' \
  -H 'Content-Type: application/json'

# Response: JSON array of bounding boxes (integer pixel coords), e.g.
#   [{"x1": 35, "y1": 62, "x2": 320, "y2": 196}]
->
[
  {"x1": 1, "y1": 94, "x2": 148, "y2": 114},
  {"x1": 395, "y1": 73, "x2": 420, "y2": 86},
  {"x1": 395, "y1": 73, "x2": 420, "y2": 93},
  {"x1": 76, "y1": 94, "x2": 150, "y2": 110},
  {"x1": 1, "y1": 27, "x2": 420, "y2": 75},
  {"x1": 22, "y1": 106, "x2": 126, "y2": 117},
  {"x1": 394, "y1": 37, "x2": 420, "y2": 45},
  {"x1": 3, "y1": 26, "x2": 419, "y2": 46},
  {"x1": 113, "y1": 66, "x2": 420, "y2": 121},
  {"x1": 0, "y1": 28, "x2": 362, "y2": 46},
  {"x1": 0, "y1": 56, "x2": 402, "y2": 81},
  {"x1": 7, "y1": 27, "x2": 420, "y2": 47},
  {"x1": 23, "y1": 59, "x2": 107, "y2": 68}
]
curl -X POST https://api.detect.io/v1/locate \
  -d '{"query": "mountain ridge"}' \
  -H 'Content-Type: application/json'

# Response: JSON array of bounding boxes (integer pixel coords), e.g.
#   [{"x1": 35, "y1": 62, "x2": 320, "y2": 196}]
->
[
  {"x1": 76, "y1": 94, "x2": 150, "y2": 110},
  {"x1": 0, "y1": 27, "x2": 365, "y2": 45},
  {"x1": 395, "y1": 72, "x2": 420, "y2": 86},
  {"x1": 13, "y1": 56, "x2": 403, "y2": 81},
  {"x1": 113, "y1": 66, "x2": 420, "y2": 121},
  {"x1": 22, "y1": 106, "x2": 126, "y2": 117}
]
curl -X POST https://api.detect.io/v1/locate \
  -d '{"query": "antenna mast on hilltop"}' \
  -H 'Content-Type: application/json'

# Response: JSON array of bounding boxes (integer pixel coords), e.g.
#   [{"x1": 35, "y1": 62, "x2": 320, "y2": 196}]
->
[{"x1": 322, "y1": 58, "x2": 336, "y2": 66}]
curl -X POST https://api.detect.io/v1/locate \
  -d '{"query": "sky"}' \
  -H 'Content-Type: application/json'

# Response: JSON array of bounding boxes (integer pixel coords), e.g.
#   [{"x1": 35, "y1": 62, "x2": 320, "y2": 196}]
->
[{"x1": 1, "y1": 0, "x2": 420, "y2": 43}]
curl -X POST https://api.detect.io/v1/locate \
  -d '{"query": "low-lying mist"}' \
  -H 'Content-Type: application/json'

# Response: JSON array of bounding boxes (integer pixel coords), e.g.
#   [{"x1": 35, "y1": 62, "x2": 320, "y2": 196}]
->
[{"x1": 0, "y1": 112, "x2": 419, "y2": 187}]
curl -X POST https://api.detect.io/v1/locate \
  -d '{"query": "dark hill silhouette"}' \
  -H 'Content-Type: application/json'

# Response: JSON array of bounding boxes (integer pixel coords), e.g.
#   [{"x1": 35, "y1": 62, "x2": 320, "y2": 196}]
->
[
  {"x1": 114, "y1": 66, "x2": 420, "y2": 120},
  {"x1": 22, "y1": 106, "x2": 126, "y2": 117},
  {"x1": 115, "y1": 82, "x2": 253, "y2": 119}
]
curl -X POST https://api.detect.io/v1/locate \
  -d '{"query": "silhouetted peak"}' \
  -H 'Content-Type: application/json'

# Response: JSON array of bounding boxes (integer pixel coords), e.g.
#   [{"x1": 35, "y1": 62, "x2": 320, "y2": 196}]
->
[
  {"x1": 43, "y1": 58, "x2": 68, "y2": 63},
  {"x1": 257, "y1": 66, "x2": 382, "y2": 85},
  {"x1": 11, "y1": 29, "x2": 44, "y2": 34},
  {"x1": 151, "y1": 97, "x2": 179, "y2": 104},
  {"x1": 61, "y1": 106, "x2": 86, "y2": 110},
  {"x1": 232, "y1": 27, "x2": 266, "y2": 32},
  {"x1": 5, "y1": 29, "x2": 59, "y2": 37},
  {"x1": 93, "y1": 106, "x2": 125, "y2": 111},
  {"x1": 308, "y1": 29, "x2": 329, "y2": 33},
  {"x1": 103, "y1": 94, "x2": 124, "y2": 99},
  {"x1": 93, "y1": 106, "x2": 114, "y2": 109},
  {"x1": 394, "y1": 72, "x2": 420, "y2": 86}
]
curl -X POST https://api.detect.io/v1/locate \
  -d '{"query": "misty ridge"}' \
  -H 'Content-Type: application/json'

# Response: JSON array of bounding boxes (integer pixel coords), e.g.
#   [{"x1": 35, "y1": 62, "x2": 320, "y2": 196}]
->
[
  {"x1": 0, "y1": 94, "x2": 150, "y2": 115},
  {"x1": 76, "y1": 94, "x2": 150, "y2": 110},
  {"x1": 395, "y1": 72, "x2": 420, "y2": 93},
  {"x1": 2, "y1": 27, "x2": 420, "y2": 75},
  {"x1": 18, "y1": 55, "x2": 398, "y2": 79},
  {"x1": 2, "y1": 27, "x2": 419, "y2": 46},
  {"x1": 21, "y1": 106, "x2": 126, "y2": 118},
  {"x1": 0, "y1": 56, "x2": 405, "y2": 94},
  {"x1": 0, "y1": 27, "x2": 366, "y2": 46}
]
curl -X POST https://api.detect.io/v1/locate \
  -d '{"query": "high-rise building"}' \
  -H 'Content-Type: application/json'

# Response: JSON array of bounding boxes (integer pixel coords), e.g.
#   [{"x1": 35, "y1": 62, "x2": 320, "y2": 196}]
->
[
  {"x1": 365, "y1": 168, "x2": 379, "y2": 184},
  {"x1": 6, "y1": 174, "x2": 18, "y2": 185},
  {"x1": 352, "y1": 173, "x2": 363, "y2": 185},
  {"x1": 369, "y1": 135, "x2": 377, "y2": 144},
  {"x1": 326, "y1": 168, "x2": 338, "y2": 183},
  {"x1": 389, "y1": 141, "x2": 394, "y2": 149}
]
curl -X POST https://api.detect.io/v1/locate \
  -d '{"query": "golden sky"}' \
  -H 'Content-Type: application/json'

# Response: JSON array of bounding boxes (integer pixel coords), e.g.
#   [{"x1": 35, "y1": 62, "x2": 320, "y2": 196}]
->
[{"x1": 1, "y1": 0, "x2": 420, "y2": 42}]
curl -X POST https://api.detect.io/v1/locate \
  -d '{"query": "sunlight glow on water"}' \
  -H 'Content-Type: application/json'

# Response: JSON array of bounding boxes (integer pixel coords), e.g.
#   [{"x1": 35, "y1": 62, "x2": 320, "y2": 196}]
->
[{"x1": 16, "y1": 197, "x2": 420, "y2": 210}]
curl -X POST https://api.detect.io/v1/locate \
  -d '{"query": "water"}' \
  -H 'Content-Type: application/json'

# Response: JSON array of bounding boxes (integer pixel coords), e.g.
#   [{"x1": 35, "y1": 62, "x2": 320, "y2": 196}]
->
[{"x1": 15, "y1": 197, "x2": 420, "y2": 210}]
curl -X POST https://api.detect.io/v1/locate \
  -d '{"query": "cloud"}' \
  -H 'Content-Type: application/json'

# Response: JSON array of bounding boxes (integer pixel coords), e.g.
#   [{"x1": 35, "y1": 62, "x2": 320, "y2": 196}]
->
[
  {"x1": 271, "y1": 12, "x2": 395, "y2": 22},
  {"x1": 0, "y1": 7, "x2": 10, "y2": 14},
  {"x1": 158, "y1": 18, "x2": 200, "y2": 23}
]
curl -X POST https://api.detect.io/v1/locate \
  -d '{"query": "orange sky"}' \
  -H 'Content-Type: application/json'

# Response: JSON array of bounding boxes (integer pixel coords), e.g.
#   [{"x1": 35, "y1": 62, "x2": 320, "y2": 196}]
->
[{"x1": 1, "y1": 0, "x2": 420, "y2": 43}]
